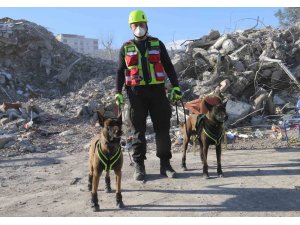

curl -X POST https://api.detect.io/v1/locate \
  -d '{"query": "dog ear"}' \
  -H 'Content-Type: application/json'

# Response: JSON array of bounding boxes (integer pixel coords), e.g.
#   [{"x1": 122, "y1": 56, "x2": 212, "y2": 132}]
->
[
  {"x1": 97, "y1": 110, "x2": 106, "y2": 127},
  {"x1": 204, "y1": 100, "x2": 213, "y2": 111}
]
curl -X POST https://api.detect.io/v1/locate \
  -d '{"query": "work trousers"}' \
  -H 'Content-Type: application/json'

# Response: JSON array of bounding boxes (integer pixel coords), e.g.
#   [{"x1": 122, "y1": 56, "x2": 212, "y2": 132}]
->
[{"x1": 126, "y1": 84, "x2": 172, "y2": 163}]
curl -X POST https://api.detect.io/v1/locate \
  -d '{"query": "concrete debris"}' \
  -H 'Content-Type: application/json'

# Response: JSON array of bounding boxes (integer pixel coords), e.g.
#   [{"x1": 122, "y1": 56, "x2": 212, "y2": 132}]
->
[
  {"x1": 173, "y1": 24, "x2": 300, "y2": 127},
  {"x1": 226, "y1": 100, "x2": 252, "y2": 123},
  {"x1": 0, "y1": 134, "x2": 17, "y2": 149},
  {"x1": 1, "y1": 17, "x2": 300, "y2": 157},
  {"x1": 0, "y1": 17, "x2": 117, "y2": 102}
]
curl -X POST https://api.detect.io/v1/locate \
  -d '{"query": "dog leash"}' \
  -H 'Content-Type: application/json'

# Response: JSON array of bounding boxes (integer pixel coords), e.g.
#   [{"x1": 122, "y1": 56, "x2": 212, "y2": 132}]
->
[
  {"x1": 175, "y1": 99, "x2": 188, "y2": 139},
  {"x1": 117, "y1": 104, "x2": 134, "y2": 167}
]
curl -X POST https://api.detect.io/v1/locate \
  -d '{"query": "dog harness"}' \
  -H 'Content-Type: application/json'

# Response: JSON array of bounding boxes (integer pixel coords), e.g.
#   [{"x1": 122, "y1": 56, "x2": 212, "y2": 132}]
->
[
  {"x1": 196, "y1": 114, "x2": 224, "y2": 145},
  {"x1": 96, "y1": 140, "x2": 122, "y2": 171}
]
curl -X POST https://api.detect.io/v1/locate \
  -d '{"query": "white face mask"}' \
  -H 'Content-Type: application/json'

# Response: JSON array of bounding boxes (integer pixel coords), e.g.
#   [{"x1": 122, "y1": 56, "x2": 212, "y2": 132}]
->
[{"x1": 134, "y1": 26, "x2": 146, "y2": 38}]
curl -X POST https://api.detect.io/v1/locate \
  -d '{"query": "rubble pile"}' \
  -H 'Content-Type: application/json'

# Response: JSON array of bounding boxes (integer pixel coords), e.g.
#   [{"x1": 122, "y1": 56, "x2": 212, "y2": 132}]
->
[
  {"x1": 0, "y1": 17, "x2": 116, "y2": 102},
  {"x1": 1, "y1": 17, "x2": 300, "y2": 155},
  {"x1": 173, "y1": 23, "x2": 300, "y2": 125},
  {"x1": 0, "y1": 75, "x2": 119, "y2": 153}
]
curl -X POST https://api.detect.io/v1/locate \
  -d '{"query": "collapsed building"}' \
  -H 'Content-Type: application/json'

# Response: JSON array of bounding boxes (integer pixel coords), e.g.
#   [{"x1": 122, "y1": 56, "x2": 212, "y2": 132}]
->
[
  {"x1": 0, "y1": 17, "x2": 116, "y2": 102},
  {"x1": 172, "y1": 22, "x2": 300, "y2": 125},
  {"x1": 1, "y1": 17, "x2": 300, "y2": 153}
]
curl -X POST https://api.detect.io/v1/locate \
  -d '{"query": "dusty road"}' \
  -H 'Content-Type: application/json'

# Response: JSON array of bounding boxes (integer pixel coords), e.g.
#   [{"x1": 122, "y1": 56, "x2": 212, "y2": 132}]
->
[{"x1": 1, "y1": 142, "x2": 300, "y2": 217}]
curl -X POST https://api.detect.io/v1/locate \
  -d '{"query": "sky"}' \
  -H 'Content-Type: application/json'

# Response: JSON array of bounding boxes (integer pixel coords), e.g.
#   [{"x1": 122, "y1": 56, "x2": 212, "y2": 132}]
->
[{"x1": 0, "y1": 7, "x2": 282, "y2": 48}]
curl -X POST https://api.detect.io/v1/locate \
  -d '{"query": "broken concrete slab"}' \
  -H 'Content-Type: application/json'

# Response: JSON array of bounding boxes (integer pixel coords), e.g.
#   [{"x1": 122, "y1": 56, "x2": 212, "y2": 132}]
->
[
  {"x1": 0, "y1": 134, "x2": 17, "y2": 149},
  {"x1": 226, "y1": 99, "x2": 252, "y2": 123}
]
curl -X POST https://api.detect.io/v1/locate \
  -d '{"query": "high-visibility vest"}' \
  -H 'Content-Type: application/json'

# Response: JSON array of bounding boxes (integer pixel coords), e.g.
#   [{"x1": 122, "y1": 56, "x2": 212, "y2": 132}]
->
[{"x1": 123, "y1": 38, "x2": 166, "y2": 86}]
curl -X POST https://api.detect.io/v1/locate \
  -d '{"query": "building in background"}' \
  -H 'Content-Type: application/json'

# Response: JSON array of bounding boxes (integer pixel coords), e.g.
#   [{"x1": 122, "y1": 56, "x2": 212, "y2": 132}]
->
[{"x1": 56, "y1": 34, "x2": 99, "y2": 57}]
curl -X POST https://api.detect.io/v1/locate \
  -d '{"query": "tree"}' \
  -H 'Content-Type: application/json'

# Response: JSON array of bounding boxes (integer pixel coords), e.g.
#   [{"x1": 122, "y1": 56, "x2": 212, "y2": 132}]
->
[
  {"x1": 275, "y1": 7, "x2": 300, "y2": 27},
  {"x1": 101, "y1": 33, "x2": 114, "y2": 60}
]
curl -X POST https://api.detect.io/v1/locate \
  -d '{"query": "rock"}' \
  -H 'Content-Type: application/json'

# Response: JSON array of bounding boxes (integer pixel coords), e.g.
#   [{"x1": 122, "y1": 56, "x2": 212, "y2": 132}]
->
[
  {"x1": 230, "y1": 76, "x2": 249, "y2": 96},
  {"x1": 222, "y1": 39, "x2": 235, "y2": 54},
  {"x1": 230, "y1": 44, "x2": 249, "y2": 59},
  {"x1": 19, "y1": 144, "x2": 36, "y2": 153},
  {"x1": 210, "y1": 34, "x2": 228, "y2": 50},
  {"x1": 292, "y1": 65, "x2": 300, "y2": 79},
  {"x1": 207, "y1": 29, "x2": 220, "y2": 40},
  {"x1": 192, "y1": 48, "x2": 208, "y2": 59},
  {"x1": 273, "y1": 41, "x2": 281, "y2": 50},
  {"x1": 273, "y1": 94, "x2": 286, "y2": 105},
  {"x1": 3, "y1": 140, "x2": 16, "y2": 148},
  {"x1": 0, "y1": 75, "x2": 5, "y2": 84},
  {"x1": 0, "y1": 118, "x2": 10, "y2": 126},
  {"x1": 271, "y1": 71, "x2": 282, "y2": 83},
  {"x1": 242, "y1": 71, "x2": 255, "y2": 81},
  {"x1": 251, "y1": 116, "x2": 264, "y2": 125},
  {"x1": 232, "y1": 61, "x2": 245, "y2": 72},
  {"x1": 172, "y1": 55, "x2": 185, "y2": 73},
  {"x1": 187, "y1": 36, "x2": 216, "y2": 50},
  {"x1": 6, "y1": 108, "x2": 21, "y2": 120},
  {"x1": 202, "y1": 71, "x2": 212, "y2": 81},
  {"x1": 59, "y1": 129, "x2": 76, "y2": 136},
  {"x1": 226, "y1": 100, "x2": 251, "y2": 123},
  {"x1": 252, "y1": 92, "x2": 268, "y2": 111},
  {"x1": 87, "y1": 100, "x2": 100, "y2": 115},
  {"x1": 19, "y1": 108, "x2": 29, "y2": 119},
  {"x1": 0, "y1": 134, "x2": 17, "y2": 149},
  {"x1": 219, "y1": 79, "x2": 230, "y2": 93},
  {"x1": 261, "y1": 69, "x2": 272, "y2": 78}
]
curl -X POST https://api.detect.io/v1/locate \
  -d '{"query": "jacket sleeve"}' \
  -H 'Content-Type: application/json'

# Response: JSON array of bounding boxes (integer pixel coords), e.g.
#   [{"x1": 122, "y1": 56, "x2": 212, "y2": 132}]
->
[
  {"x1": 159, "y1": 40, "x2": 179, "y2": 87},
  {"x1": 115, "y1": 45, "x2": 126, "y2": 93}
]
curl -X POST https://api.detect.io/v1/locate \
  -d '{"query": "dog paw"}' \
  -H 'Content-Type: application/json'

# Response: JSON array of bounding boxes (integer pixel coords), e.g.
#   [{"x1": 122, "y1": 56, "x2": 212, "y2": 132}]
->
[
  {"x1": 218, "y1": 173, "x2": 224, "y2": 178},
  {"x1": 104, "y1": 187, "x2": 113, "y2": 193},
  {"x1": 203, "y1": 174, "x2": 210, "y2": 179},
  {"x1": 93, "y1": 206, "x2": 100, "y2": 212},
  {"x1": 88, "y1": 184, "x2": 92, "y2": 192},
  {"x1": 181, "y1": 166, "x2": 188, "y2": 171},
  {"x1": 116, "y1": 201, "x2": 125, "y2": 209},
  {"x1": 91, "y1": 204, "x2": 100, "y2": 212}
]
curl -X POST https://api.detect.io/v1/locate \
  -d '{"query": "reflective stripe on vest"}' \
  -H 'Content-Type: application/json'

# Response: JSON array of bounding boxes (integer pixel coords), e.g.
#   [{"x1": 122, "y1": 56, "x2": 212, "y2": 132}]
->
[{"x1": 124, "y1": 39, "x2": 166, "y2": 86}]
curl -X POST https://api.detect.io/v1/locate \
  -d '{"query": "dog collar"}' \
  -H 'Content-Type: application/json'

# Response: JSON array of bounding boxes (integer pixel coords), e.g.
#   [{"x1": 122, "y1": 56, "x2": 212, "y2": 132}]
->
[{"x1": 96, "y1": 141, "x2": 121, "y2": 171}]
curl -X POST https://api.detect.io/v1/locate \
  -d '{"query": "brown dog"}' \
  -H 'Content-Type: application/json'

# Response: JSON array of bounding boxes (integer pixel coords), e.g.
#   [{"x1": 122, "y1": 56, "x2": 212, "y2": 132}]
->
[
  {"x1": 181, "y1": 95, "x2": 228, "y2": 178},
  {"x1": 88, "y1": 111, "x2": 124, "y2": 211}
]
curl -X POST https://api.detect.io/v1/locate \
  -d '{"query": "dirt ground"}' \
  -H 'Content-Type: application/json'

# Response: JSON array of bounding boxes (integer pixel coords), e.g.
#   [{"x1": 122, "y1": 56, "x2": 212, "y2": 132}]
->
[{"x1": 1, "y1": 137, "x2": 300, "y2": 217}]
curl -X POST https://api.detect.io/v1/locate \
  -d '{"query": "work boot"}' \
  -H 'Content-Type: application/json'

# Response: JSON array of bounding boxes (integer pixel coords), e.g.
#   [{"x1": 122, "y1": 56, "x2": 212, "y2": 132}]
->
[
  {"x1": 160, "y1": 159, "x2": 177, "y2": 178},
  {"x1": 133, "y1": 161, "x2": 146, "y2": 181}
]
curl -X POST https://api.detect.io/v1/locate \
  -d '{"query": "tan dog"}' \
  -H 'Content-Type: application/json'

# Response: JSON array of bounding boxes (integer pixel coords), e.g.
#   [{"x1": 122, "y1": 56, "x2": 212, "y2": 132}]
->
[
  {"x1": 181, "y1": 96, "x2": 228, "y2": 178},
  {"x1": 88, "y1": 111, "x2": 124, "y2": 211}
]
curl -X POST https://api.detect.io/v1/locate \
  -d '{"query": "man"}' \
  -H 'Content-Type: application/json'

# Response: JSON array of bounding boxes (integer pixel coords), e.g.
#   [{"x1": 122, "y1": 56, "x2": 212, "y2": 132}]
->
[{"x1": 115, "y1": 10, "x2": 182, "y2": 181}]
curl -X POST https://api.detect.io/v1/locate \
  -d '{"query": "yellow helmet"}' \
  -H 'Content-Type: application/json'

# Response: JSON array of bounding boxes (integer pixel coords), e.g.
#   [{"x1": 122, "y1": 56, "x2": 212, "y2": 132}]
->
[{"x1": 128, "y1": 10, "x2": 148, "y2": 25}]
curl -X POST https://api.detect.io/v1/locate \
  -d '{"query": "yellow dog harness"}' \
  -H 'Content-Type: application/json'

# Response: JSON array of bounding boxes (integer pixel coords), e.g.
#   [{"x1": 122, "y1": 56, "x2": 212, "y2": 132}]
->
[
  {"x1": 96, "y1": 141, "x2": 122, "y2": 171},
  {"x1": 196, "y1": 114, "x2": 224, "y2": 145}
]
